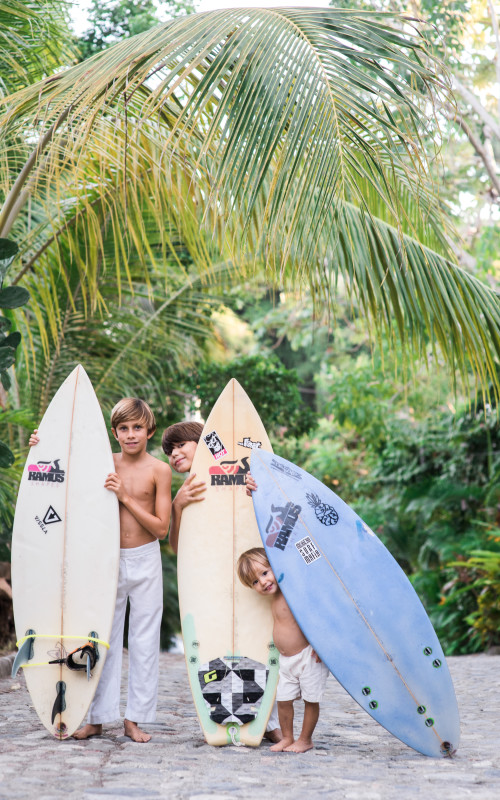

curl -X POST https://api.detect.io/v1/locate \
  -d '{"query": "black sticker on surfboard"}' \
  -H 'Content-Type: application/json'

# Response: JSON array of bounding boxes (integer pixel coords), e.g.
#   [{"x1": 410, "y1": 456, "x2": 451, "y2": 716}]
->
[
  {"x1": 198, "y1": 656, "x2": 268, "y2": 725},
  {"x1": 265, "y1": 502, "x2": 302, "y2": 551},
  {"x1": 306, "y1": 492, "x2": 339, "y2": 526},
  {"x1": 270, "y1": 457, "x2": 302, "y2": 481},
  {"x1": 237, "y1": 436, "x2": 262, "y2": 449},
  {"x1": 209, "y1": 457, "x2": 249, "y2": 486},
  {"x1": 27, "y1": 458, "x2": 65, "y2": 484},
  {"x1": 203, "y1": 430, "x2": 228, "y2": 460},
  {"x1": 295, "y1": 536, "x2": 321, "y2": 565},
  {"x1": 34, "y1": 505, "x2": 62, "y2": 534},
  {"x1": 43, "y1": 506, "x2": 62, "y2": 525}
]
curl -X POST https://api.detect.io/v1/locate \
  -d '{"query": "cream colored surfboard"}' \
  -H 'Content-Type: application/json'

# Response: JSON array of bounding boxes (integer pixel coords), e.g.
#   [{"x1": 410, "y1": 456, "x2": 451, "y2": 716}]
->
[
  {"x1": 11, "y1": 365, "x2": 119, "y2": 739},
  {"x1": 177, "y1": 379, "x2": 279, "y2": 746}
]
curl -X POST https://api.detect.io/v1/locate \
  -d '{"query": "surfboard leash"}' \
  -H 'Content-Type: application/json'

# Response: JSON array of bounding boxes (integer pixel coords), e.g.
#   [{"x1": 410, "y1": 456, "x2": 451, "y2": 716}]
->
[{"x1": 13, "y1": 633, "x2": 110, "y2": 671}]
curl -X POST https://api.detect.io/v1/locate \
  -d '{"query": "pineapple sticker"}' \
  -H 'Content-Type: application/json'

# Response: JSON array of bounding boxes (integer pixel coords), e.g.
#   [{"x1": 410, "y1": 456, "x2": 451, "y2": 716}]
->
[{"x1": 306, "y1": 491, "x2": 339, "y2": 526}]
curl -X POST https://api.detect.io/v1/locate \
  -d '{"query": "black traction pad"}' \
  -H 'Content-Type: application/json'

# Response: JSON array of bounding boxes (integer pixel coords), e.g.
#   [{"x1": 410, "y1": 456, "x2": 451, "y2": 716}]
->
[{"x1": 198, "y1": 656, "x2": 269, "y2": 725}]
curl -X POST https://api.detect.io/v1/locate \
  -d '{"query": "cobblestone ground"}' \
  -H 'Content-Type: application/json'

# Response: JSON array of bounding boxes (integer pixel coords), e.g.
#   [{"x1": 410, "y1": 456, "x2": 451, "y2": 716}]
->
[{"x1": 0, "y1": 652, "x2": 499, "y2": 799}]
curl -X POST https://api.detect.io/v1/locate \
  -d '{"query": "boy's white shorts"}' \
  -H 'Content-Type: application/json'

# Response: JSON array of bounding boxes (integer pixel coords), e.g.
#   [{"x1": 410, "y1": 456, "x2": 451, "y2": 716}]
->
[{"x1": 276, "y1": 644, "x2": 329, "y2": 703}]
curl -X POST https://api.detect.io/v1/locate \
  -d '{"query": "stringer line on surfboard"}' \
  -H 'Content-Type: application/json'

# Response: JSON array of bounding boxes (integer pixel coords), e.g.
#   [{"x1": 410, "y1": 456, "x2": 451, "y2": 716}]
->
[{"x1": 252, "y1": 448, "x2": 454, "y2": 757}]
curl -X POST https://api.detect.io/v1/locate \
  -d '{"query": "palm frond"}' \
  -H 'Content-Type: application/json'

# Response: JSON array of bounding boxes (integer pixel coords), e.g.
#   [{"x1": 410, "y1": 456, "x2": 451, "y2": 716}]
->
[
  {"x1": 0, "y1": 0, "x2": 77, "y2": 94},
  {"x1": 0, "y1": 8, "x2": 498, "y2": 398}
]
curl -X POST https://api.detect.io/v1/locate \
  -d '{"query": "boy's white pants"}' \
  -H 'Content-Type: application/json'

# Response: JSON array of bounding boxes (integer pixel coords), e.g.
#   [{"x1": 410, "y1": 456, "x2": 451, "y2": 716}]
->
[{"x1": 88, "y1": 540, "x2": 163, "y2": 724}]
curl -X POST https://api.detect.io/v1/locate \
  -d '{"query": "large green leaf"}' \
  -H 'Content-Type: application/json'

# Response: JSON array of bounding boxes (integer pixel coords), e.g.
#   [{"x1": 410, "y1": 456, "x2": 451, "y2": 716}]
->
[
  {"x1": 0, "y1": 285, "x2": 29, "y2": 308},
  {"x1": 0, "y1": 237, "x2": 18, "y2": 285},
  {"x1": 0, "y1": 440, "x2": 14, "y2": 468}
]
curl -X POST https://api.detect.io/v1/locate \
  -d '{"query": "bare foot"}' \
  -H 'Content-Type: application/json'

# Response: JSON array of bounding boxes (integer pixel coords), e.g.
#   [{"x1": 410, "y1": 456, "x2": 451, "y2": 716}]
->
[
  {"x1": 73, "y1": 723, "x2": 102, "y2": 740},
  {"x1": 284, "y1": 739, "x2": 313, "y2": 753},
  {"x1": 124, "y1": 719, "x2": 151, "y2": 743},
  {"x1": 270, "y1": 736, "x2": 294, "y2": 752},
  {"x1": 264, "y1": 728, "x2": 282, "y2": 744}
]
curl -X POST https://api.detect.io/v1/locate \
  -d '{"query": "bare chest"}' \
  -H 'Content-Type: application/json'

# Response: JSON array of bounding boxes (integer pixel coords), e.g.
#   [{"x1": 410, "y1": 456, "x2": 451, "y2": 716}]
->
[{"x1": 119, "y1": 464, "x2": 155, "y2": 506}]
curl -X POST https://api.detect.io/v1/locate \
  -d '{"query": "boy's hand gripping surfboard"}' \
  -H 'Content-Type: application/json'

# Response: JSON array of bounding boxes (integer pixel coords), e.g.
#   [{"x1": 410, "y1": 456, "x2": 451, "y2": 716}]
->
[
  {"x1": 11, "y1": 365, "x2": 119, "y2": 738},
  {"x1": 177, "y1": 379, "x2": 279, "y2": 746},
  {"x1": 250, "y1": 449, "x2": 460, "y2": 758}
]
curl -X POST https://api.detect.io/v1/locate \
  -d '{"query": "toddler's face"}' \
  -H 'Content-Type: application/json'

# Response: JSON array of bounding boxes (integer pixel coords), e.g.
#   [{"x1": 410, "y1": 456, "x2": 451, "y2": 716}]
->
[{"x1": 249, "y1": 560, "x2": 278, "y2": 596}]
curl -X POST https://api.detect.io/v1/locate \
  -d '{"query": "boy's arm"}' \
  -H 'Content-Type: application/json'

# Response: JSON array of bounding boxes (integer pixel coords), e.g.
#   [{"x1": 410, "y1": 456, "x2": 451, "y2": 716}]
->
[
  {"x1": 104, "y1": 461, "x2": 172, "y2": 540},
  {"x1": 169, "y1": 473, "x2": 206, "y2": 554}
]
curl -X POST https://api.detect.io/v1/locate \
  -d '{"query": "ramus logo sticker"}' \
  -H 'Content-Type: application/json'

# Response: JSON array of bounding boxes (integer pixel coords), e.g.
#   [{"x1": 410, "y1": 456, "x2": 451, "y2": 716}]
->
[
  {"x1": 265, "y1": 502, "x2": 302, "y2": 551},
  {"x1": 209, "y1": 457, "x2": 250, "y2": 486},
  {"x1": 27, "y1": 459, "x2": 65, "y2": 484}
]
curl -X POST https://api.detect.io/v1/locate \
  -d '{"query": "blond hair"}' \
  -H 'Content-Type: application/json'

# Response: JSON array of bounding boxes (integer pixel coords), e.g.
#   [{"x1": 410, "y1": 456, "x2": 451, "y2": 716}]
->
[
  {"x1": 237, "y1": 547, "x2": 270, "y2": 588},
  {"x1": 110, "y1": 397, "x2": 156, "y2": 435}
]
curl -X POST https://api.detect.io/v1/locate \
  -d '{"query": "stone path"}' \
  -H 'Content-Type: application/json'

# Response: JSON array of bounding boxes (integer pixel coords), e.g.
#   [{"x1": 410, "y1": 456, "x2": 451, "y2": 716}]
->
[{"x1": 0, "y1": 652, "x2": 499, "y2": 799}]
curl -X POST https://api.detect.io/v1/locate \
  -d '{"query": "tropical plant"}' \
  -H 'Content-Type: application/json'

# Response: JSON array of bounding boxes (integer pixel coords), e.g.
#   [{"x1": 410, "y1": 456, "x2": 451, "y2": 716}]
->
[
  {"x1": 332, "y1": 0, "x2": 500, "y2": 272},
  {"x1": 0, "y1": 8, "x2": 499, "y2": 404},
  {"x1": 182, "y1": 353, "x2": 317, "y2": 442},
  {"x1": 0, "y1": 237, "x2": 30, "y2": 466},
  {"x1": 436, "y1": 542, "x2": 500, "y2": 653},
  {"x1": 0, "y1": 0, "x2": 76, "y2": 94},
  {"x1": 79, "y1": 0, "x2": 197, "y2": 60}
]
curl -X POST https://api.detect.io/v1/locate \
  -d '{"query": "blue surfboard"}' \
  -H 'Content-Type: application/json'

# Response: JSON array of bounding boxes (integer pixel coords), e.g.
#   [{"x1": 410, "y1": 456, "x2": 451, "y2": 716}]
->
[{"x1": 250, "y1": 449, "x2": 460, "y2": 758}]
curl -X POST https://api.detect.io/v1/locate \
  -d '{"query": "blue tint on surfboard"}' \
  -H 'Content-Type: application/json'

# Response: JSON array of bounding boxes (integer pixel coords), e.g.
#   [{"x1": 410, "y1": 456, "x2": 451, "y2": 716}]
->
[{"x1": 250, "y1": 449, "x2": 460, "y2": 758}]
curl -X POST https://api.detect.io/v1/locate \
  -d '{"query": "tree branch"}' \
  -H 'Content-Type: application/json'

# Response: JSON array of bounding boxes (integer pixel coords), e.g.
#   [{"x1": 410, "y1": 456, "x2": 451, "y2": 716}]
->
[
  {"x1": 451, "y1": 74, "x2": 500, "y2": 140},
  {"x1": 441, "y1": 104, "x2": 500, "y2": 197}
]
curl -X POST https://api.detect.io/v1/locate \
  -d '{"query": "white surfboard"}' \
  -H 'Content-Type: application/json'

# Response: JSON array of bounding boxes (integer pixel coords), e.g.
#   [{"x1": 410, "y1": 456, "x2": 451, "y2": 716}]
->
[
  {"x1": 177, "y1": 379, "x2": 279, "y2": 746},
  {"x1": 11, "y1": 365, "x2": 119, "y2": 739}
]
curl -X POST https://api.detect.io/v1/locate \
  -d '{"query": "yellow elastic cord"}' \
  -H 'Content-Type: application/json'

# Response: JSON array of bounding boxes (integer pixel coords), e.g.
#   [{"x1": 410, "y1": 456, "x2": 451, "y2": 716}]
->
[
  {"x1": 16, "y1": 633, "x2": 110, "y2": 649},
  {"x1": 15, "y1": 633, "x2": 110, "y2": 669}
]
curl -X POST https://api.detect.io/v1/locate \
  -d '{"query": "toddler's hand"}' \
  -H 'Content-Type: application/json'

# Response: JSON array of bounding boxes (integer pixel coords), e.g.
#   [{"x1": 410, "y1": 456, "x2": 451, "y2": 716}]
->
[{"x1": 29, "y1": 429, "x2": 40, "y2": 448}]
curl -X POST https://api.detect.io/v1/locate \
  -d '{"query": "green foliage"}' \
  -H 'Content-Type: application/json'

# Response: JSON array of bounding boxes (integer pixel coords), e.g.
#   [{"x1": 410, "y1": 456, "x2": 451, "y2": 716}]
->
[
  {"x1": 182, "y1": 354, "x2": 317, "y2": 444},
  {"x1": 160, "y1": 547, "x2": 180, "y2": 650},
  {"x1": 79, "y1": 0, "x2": 197, "y2": 59},
  {"x1": 438, "y1": 543, "x2": 500, "y2": 653},
  {"x1": 330, "y1": 0, "x2": 469, "y2": 62},
  {"x1": 0, "y1": 0, "x2": 76, "y2": 93},
  {"x1": 0, "y1": 238, "x2": 29, "y2": 467},
  {"x1": 0, "y1": 407, "x2": 34, "y2": 560}
]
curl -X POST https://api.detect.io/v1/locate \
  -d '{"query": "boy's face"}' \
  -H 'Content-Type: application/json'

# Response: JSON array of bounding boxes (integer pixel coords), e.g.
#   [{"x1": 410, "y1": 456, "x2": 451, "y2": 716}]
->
[
  {"x1": 168, "y1": 440, "x2": 198, "y2": 473},
  {"x1": 112, "y1": 418, "x2": 154, "y2": 454},
  {"x1": 249, "y1": 560, "x2": 278, "y2": 596}
]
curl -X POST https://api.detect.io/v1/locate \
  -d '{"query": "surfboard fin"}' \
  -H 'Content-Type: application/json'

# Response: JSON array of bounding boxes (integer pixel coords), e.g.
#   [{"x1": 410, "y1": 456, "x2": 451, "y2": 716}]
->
[
  {"x1": 11, "y1": 629, "x2": 36, "y2": 677},
  {"x1": 51, "y1": 681, "x2": 66, "y2": 724}
]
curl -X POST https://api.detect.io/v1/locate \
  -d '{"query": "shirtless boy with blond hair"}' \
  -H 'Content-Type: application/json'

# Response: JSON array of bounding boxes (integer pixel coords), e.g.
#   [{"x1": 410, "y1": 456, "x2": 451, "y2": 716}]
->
[
  {"x1": 30, "y1": 397, "x2": 172, "y2": 743},
  {"x1": 237, "y1": 547, "x2": 328, "y2": 753}
]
